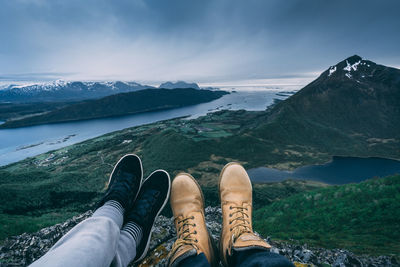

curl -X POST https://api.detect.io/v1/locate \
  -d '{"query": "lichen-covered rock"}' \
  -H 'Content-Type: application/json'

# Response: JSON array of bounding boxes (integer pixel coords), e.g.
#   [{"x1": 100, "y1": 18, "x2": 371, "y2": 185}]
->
[
  {"x1": 0, "y1": 211, "x2": 92, "y2": 266},
  {"x1": 1, "y1": 208, "x2": 398, "y2": 267}
]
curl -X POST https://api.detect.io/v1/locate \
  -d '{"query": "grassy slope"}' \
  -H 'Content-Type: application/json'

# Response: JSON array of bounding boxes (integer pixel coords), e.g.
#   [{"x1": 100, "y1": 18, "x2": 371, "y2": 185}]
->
[{"x1": 254, "y1": 175, "x2": 400, "y2": 255}]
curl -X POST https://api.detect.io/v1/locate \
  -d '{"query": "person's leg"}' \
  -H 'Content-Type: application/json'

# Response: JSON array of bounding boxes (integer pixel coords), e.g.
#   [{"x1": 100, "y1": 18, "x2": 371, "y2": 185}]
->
[
  {"x1": 111, "y1": 170, "x2": 171, "y2": 267},
  {"x1": 30, "y1": 201, "x2": 124, "y2": 267},
  {"x1": 110, "y1": 226, "x2": 141, "y2": 267},
  {"x1": 30, "y1": 154, "x2": 143, "y2": 267},
  {"x1": 232, "y1": 249, "x2": 295, "y2": 267},
  {"x1": 177, "y1": 253, "x2": 211, "y2": 267},
  {"x1": 168, "y1": 173, "x2": 217, "y2": 267},
  {"x1": 218, "y1": 163, "x2": 294, "y2": 267}
]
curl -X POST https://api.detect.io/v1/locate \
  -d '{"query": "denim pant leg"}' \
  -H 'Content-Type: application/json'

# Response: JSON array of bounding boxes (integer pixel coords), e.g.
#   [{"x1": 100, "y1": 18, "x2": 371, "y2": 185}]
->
[
  {"x1": 110, "y1": 230, "x2": 138, "y2": 267},
  {"x1": 29, "y1": 205, "x2": 123, "y2": 267},
  {"x1": 178, "y1": 253, "x2": 211, "y2": 267},
  {"x1": 232, "y1": 249, "x2": 295, "y2": 267}
]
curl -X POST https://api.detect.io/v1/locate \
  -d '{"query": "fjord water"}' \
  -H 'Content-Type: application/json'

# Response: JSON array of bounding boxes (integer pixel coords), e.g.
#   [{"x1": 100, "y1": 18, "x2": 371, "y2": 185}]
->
[
  {"x1": 0, "y1": 90, "x2": 285, "y2": 166},
  {"x1": 248, "y1": 156, "x2": 400, "y2": 184}
]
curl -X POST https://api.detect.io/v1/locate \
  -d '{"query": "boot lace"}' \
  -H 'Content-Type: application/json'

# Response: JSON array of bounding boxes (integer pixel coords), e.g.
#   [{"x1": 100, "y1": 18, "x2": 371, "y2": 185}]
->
[
  {"x1": 169, "y1": 216, "x2": 198, "y2": 256},
  {"x1": 229, "y1": 205, "x2": 251, "y2": 242}
]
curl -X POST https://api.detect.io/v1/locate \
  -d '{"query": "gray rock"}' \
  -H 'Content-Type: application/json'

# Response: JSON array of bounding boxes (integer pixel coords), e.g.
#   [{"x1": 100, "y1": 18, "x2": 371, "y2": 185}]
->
[{"x1": 0, "y1": 211, "x2": 92, "y2": 266}]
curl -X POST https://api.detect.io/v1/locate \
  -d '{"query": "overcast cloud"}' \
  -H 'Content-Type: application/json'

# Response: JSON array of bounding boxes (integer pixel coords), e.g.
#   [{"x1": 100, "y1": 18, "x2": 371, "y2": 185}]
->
[{"x1": 0, "y1": 0, "x2": 399, "y2": 84}]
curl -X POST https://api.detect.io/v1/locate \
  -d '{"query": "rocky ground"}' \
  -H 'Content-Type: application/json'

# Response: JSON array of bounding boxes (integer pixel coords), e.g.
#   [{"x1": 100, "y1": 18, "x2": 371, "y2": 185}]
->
[{"x1": 0, "y1": 207, "x2": 398, "y2": 267}]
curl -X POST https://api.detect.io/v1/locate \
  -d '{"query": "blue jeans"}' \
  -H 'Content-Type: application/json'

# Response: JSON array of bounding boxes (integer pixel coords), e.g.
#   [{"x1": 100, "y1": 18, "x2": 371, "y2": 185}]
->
[
  {"x1": 179, "y1": 249, "x2": 294, "y2": 267},
  {"x1": 29, "y1": 204, "x2": 137, "y2": 267}
]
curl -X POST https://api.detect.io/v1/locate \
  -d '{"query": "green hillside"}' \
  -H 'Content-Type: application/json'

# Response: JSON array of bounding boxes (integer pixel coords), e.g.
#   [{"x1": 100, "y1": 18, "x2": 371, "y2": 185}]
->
[
  {"x1": 0, "y1": 102, "x2": 74, "y2": 122},
  {"x1": 254, "y1": 175, "x2": 400, "y2": 255},
  {"x1": 0, "y1": 88, "x2": 228, "y2": 128},
  {"x1": 268, "y1": 56, "x2": 400, "y2": 139}
]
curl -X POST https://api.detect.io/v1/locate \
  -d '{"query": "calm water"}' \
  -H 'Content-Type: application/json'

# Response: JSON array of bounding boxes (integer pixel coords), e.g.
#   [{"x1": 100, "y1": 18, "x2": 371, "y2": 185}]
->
[
  {"x1": 0, "y1": 90, "x2": 287, "y2": 166},
  {"x1": 248, "y1": 156, "x2": 400, "y2": 184}
]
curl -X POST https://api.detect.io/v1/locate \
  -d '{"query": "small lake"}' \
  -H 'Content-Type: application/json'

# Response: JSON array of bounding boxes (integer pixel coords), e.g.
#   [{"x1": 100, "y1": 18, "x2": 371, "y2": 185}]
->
[
  {"x1": 248, "y1": 156, "x2": 400, "y2": 184},
  {"x1": 0, "y1": 90, "x2": 289, "y2": 166}
]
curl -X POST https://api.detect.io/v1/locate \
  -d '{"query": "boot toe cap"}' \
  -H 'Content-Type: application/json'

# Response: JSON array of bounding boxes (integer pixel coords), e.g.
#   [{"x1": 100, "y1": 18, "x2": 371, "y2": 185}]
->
[{"x1": 219, "y1": 163, "x2": 252, "y2": 194}]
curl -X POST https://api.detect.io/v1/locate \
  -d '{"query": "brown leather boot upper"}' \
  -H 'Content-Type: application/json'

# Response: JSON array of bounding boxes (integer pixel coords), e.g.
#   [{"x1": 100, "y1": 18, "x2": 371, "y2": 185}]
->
[
  {"x1": 219, "y1": 163, "x2": 271, "y2": 266},
  {"x1": 168, "y1": 173, "x2": 216, "y2": 267}
]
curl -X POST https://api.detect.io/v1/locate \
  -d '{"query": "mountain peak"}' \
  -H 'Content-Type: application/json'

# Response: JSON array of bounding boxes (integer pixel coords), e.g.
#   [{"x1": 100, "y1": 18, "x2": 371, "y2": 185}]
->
[
  {"x1": 336, "y1": 55, "x2": 365, "y2": 70},
  {"x1": 345, "y1": 55, "x2": 363, "y2": 64},
  {"x1": 325, "y1": 55, "x2": 378, "y2": 79}
]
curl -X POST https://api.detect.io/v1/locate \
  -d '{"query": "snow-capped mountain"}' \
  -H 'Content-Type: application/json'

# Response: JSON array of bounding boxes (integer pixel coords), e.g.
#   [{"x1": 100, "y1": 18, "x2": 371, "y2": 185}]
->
[
  {"x1": 274, "y1": 55, "x2": 400, "y2": 138},
  {"x1": 0, "y1": 80, "x2": 154, "y2": 102},
  {"x1": 323, "y1": 55, "x2": 383, "y2": 81}
]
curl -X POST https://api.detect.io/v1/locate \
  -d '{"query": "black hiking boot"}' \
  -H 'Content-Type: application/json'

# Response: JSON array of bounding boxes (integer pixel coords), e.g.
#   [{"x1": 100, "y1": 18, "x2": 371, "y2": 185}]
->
[
  {"x1": 97, "y1": 154, "x2": 143, "y2": 211},
  {"x1": 127, "y1": 170, "x2": 171, "y2": 263}
]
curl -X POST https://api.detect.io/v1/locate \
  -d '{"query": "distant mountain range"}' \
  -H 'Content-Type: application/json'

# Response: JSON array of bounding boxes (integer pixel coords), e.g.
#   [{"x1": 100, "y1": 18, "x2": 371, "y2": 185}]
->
[
  {"x1": 0, "y1": 80, "x2": 155, "y2": 103},
  {"x1": 0, "y1": 80, "x2": 204, "y2": 103},
  {"x1": 159, "y1": 81, "x2": 200, "y2": 89}
]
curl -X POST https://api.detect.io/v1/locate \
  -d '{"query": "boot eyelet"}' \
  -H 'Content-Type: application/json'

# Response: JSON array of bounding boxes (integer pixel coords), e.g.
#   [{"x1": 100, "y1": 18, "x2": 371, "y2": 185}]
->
[
  {"x1": 191, "y1": 216, "x2": 194, "y2": 219},
  {"x1": 229, "y1": 206, "x2": 232, "y2": 210},
  {"x1": 195, "y1": 239, "x2": 198, "y2": 243},
  {"x1": 193, "y1": 223, "x2": 196, "y2": 227},
  {"x1": 229, "y1": 221, "x2": 232, "y2": 224},
  {"x1": 229, "y1": 214, "x2": 232, "y2": 217},
  {"x1": 194, "y1": 231, "x2": 197, "y2": 234},
  {"x1": 230, "y1": 228, "x2": 232, "y2": 231}
]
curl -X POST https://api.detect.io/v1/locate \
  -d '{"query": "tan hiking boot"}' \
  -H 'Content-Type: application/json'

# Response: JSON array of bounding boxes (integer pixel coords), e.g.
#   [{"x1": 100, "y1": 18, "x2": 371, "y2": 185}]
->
[
  {"x1": 168, "y1": 173, "x2": 216, "y2": 267},
  {"x1": 219, "y1": 162, "x2": 271, "y2": 266}
]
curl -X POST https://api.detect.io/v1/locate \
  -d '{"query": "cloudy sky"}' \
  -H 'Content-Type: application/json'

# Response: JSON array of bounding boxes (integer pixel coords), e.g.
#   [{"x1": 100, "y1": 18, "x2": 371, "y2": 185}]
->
[{"x1": 0, "y1": 0, "x2": 399, "y2": 85}]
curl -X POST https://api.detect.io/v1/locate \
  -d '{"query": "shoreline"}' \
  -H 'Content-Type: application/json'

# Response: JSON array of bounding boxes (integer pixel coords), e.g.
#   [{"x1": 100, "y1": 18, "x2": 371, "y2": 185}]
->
[{"x1": 0, "y1": 90, "x2": 286, "y2": 166}]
